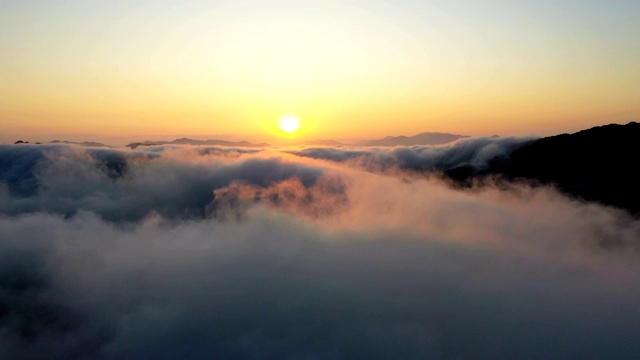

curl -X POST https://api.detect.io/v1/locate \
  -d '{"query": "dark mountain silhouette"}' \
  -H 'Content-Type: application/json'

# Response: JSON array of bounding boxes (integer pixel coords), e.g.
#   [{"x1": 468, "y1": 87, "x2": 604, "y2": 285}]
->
[
  {"x1": 444, "y1": 122, "x2": 640, "y2": 214},
  {"x1": 50, "y1": 140, "x2": 109, "y2": 147},
  {"x1": 127, "y1": 138, "x2": 270, "y2": 149},
  {"x1": 366, "y1": 132, "x2": 468, "y2": 146}
]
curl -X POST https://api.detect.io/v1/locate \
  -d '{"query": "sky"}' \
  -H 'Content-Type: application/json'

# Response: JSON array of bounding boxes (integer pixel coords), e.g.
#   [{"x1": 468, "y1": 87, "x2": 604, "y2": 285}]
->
[{"x1": 1, "y1": 0, "x2": 639, "y2": 144}]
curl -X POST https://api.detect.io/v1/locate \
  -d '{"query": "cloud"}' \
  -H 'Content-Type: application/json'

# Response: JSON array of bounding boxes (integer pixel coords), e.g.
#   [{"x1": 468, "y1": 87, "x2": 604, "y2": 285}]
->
[
  {"x1": 0, "y1": 145, "x2": 322, "y2": 221},
  {"x1": 287, "y1": 136, "x2": 533, "y2": 173},
  {"x1": 1, "y1": 143, "x2": 640, "y2": 359}
]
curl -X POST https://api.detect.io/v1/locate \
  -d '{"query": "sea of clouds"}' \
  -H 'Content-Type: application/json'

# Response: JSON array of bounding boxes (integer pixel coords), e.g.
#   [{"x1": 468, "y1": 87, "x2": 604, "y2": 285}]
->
[{"x1": 1, "y1": 139, "x2": 640, "y2": 359}]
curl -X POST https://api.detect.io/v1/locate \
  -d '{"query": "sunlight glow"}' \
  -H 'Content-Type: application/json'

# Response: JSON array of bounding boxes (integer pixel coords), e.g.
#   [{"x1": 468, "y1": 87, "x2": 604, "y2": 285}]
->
[{"x1": 279, "y1": 115, "x2": 301, "y2": 133}]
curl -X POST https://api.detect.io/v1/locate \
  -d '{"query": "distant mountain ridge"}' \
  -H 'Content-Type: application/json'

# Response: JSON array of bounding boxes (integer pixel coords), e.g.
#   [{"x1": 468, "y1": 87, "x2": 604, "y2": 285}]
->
[
  {"x1": 286, "y1": 140, "x2": 346, "y2": 147},
  {"x1": 50, "y1": 140, "x2": 110, "y2": 147},
  {"x1": 127, "y1": 138, "x2": 270, "y2": 149},
  {"x1": 366, "y1": 132, "x2": 469, "y2": 146},
  {"x1": 13, "y1": 140, "x2": 109, "y2": 147}
]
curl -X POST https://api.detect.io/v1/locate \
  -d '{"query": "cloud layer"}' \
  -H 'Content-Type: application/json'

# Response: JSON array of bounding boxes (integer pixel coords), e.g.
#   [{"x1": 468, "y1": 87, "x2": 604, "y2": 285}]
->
[
  {"x1": 287, "y1": 136, "x2": 532, "y2": 172},
  {"x1": 1, "y1": 143, "x2": 640, "y2": 359}
]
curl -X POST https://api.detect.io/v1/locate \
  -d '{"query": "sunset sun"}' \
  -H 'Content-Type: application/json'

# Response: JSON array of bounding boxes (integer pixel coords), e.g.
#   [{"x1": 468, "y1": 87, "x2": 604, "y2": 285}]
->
[{"x1": 279, "y1": 115, "x2": 300, "y2": 133}]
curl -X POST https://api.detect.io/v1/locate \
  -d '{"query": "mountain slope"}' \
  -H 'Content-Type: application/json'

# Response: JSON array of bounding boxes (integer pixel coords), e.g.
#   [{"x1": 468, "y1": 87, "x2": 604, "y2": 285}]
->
[{"x1": 445, "y1": 122, "x2": 640, "y2": 214}]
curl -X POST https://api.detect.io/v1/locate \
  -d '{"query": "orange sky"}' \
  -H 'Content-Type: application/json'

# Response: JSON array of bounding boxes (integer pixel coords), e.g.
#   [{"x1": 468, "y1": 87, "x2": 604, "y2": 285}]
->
[{"x1": 1, "y1": 1, "x2": 639, "y2": 145}]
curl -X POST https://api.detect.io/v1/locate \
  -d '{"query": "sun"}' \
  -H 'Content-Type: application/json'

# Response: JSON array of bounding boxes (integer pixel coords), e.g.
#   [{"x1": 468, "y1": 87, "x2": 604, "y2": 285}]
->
[{"x1": 279, "y1": 115, "x2": 300, "y2": 133}]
